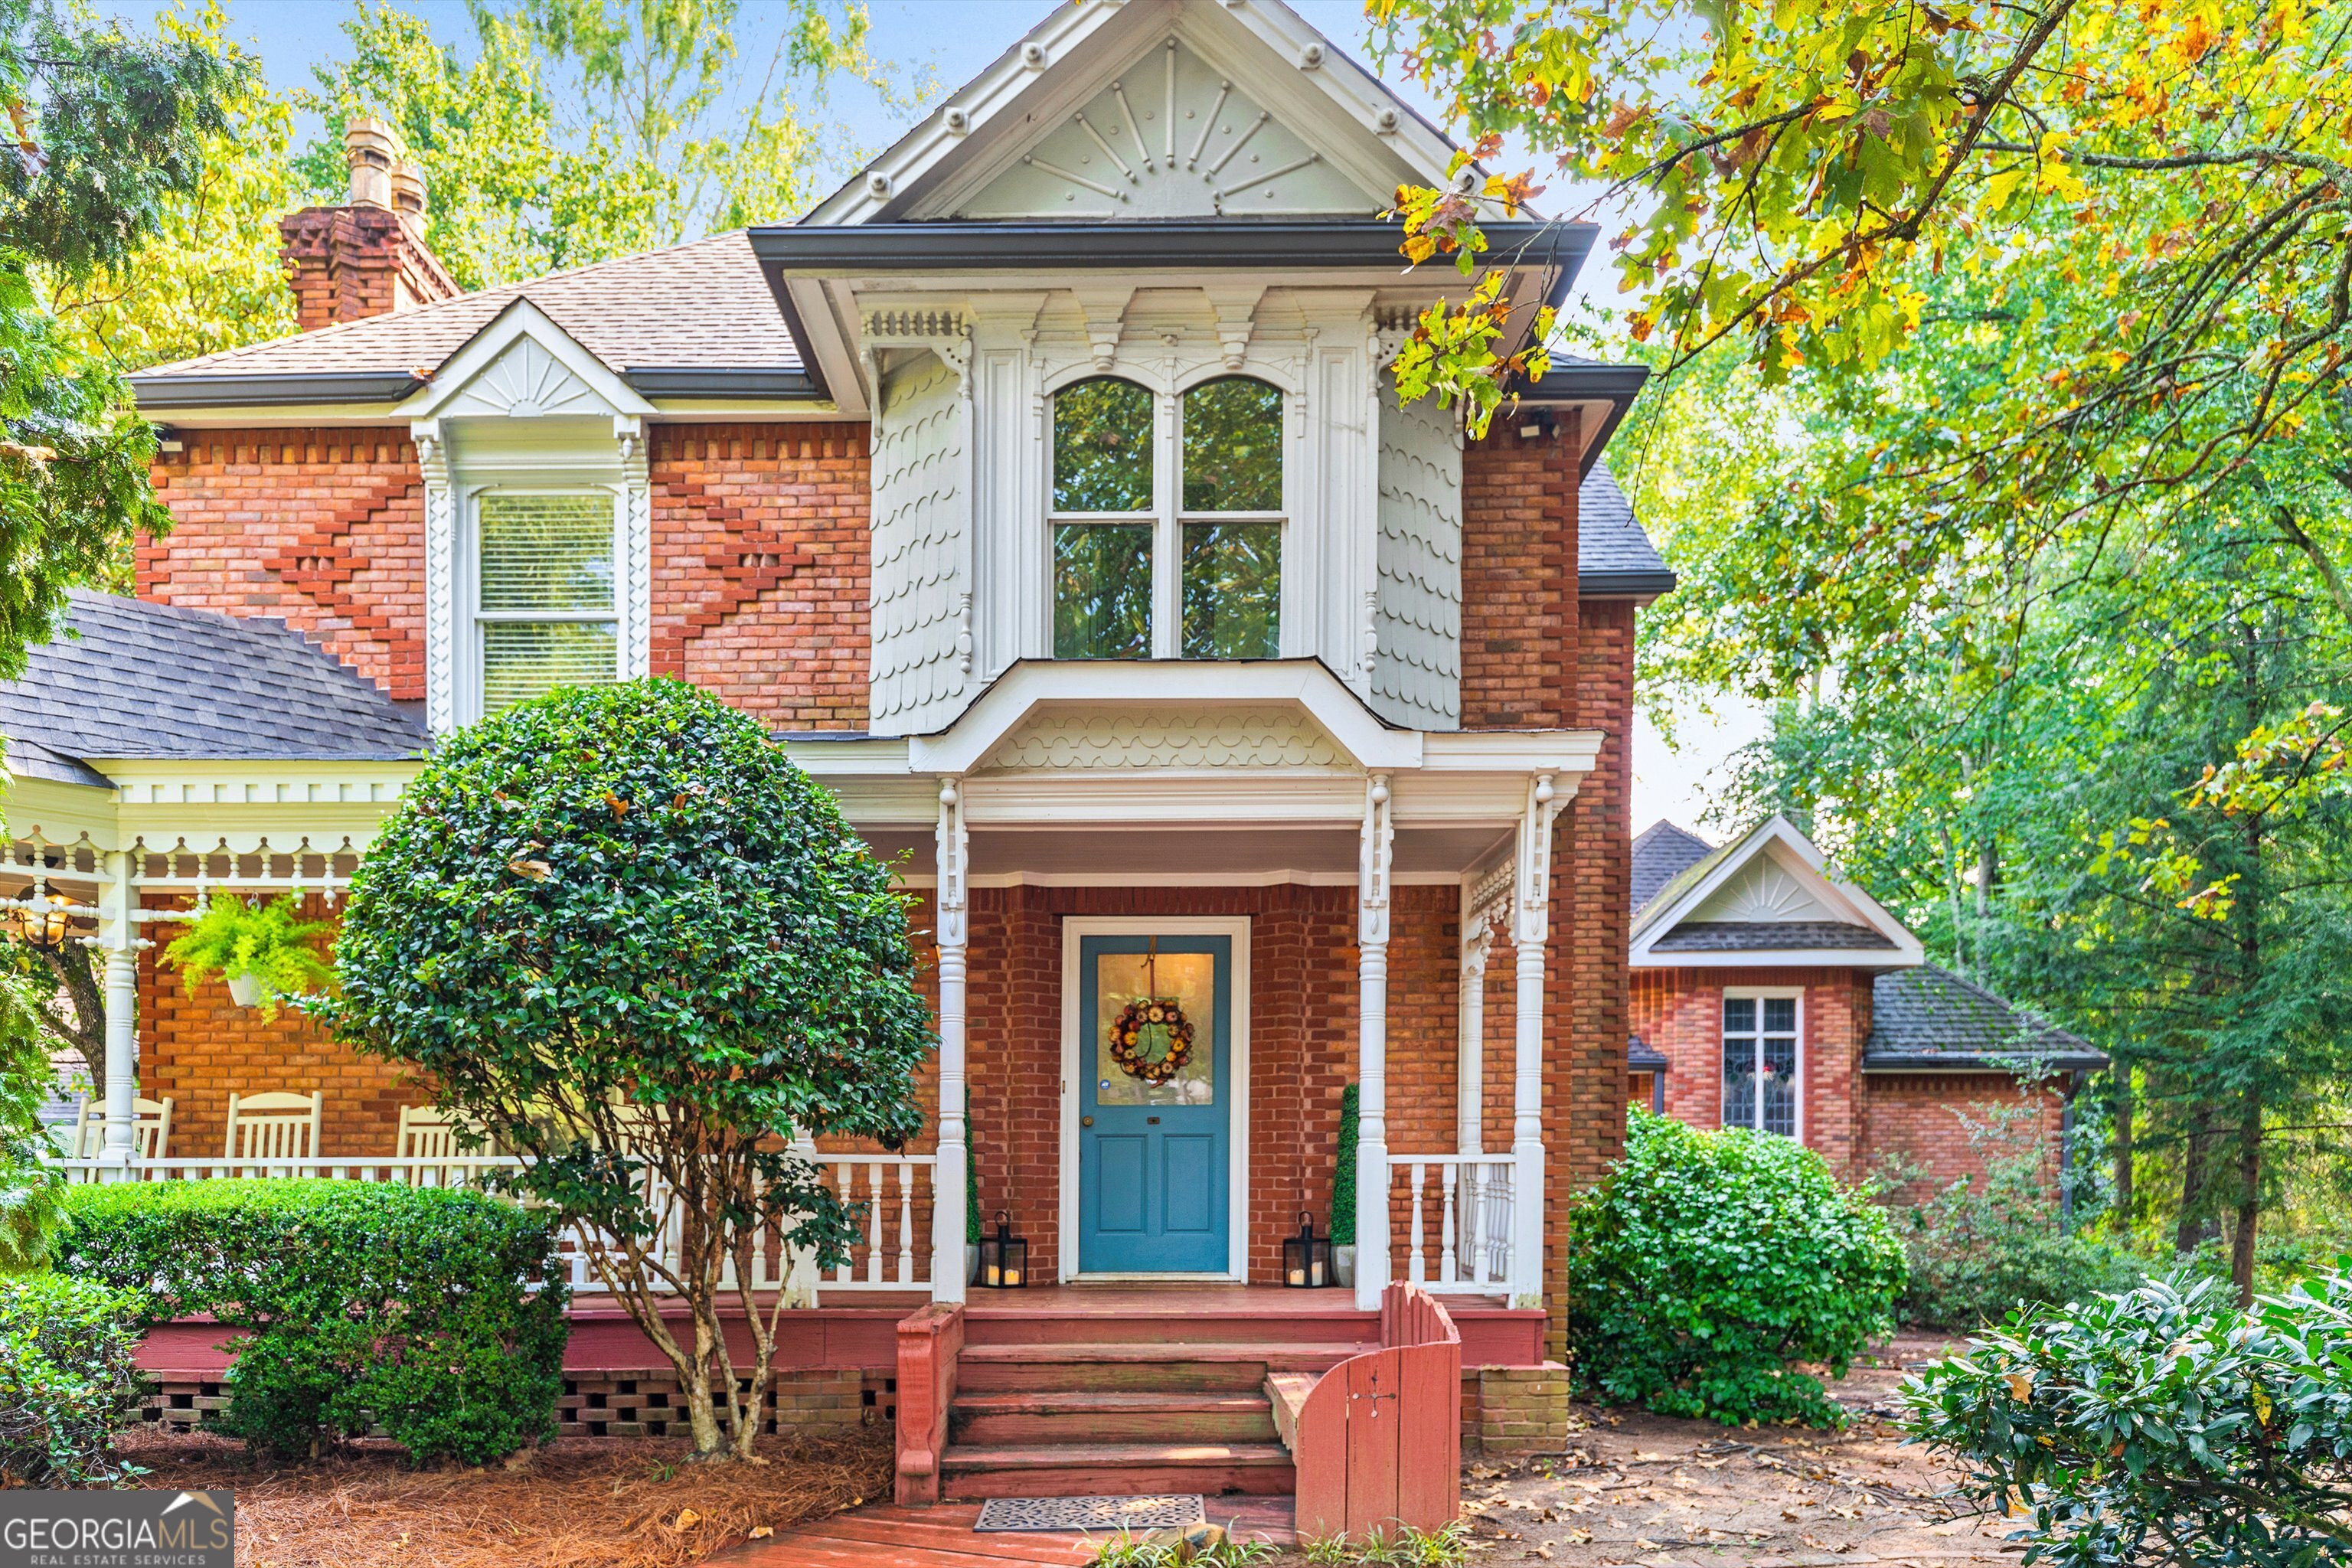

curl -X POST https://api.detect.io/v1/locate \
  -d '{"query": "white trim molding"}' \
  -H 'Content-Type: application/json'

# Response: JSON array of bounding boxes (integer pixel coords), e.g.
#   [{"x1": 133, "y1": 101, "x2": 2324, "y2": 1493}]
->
[{"x1": 1629, "y1": 814, "x2": 1925, "y2": 969}]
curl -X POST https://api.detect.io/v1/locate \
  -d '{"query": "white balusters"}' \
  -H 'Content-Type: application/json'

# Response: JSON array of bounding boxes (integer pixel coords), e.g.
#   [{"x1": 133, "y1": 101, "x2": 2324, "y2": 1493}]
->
[{"x1": 1380, "y1": 1153, "x2": 1515, "y2": 1294}]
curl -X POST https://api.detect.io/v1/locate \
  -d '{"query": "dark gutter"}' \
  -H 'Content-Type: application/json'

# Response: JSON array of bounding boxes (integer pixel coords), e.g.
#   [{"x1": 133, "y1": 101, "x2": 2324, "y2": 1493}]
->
[
  {"x1": 625, "y1": 367, "x2": 821, "y2": 400},
  {"x1": 1862, "y1": 1050, "x2": 2111, "y2": 1073},
  {"x1": 129, "y1": 371, "x2": 422, "y2": 410},
  {"x1": 750, "y1": 219, "x2": 1595, "y2": 276},
  {"x1": 1579, "y1": 568, "x2": 1678, "y2": 597}
]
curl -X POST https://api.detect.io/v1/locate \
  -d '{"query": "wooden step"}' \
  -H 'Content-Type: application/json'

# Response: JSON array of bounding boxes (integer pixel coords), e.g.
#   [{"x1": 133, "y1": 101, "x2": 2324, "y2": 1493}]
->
[
  {"x1": 939, "y1": 1439, "x2": 1297, "y2": 1501},
  {"x1": 954, "y1": 1340, "x2": 1374, "y2": 1394},
  {"x1": 962, "y1": 1308, "x2": 1374, "y2": 1348},
  {"x1": 952, "y1": 1390, "x2": 1278, "y2": 1446},
  {"x1": 1263, "y1": 1372, "x2": 1316, "y2": 1452}
]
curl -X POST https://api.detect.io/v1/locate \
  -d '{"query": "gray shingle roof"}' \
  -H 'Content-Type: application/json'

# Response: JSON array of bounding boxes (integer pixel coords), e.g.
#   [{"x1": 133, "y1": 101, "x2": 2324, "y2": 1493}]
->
[
  {"x1": 1651, "y1": 920, "x2": 1898, "y2": 953},
  {"x1": 1867, "y1": 965, "x2": 2105, "y2": 1072},
  {"x1": 1632, "y1": 820, "x2": 1713, "y2": 916},
  {"x1": 129, "y1": 230, "x2": 796, "y2": 392},
  {"x1": 0, "y1": 592, "x2": 427, "y2": 771},
  {"x1": 1579, "y1": 464, "x2": 1672, "y2": 593},
  {"x1": 1628, "y1": 1034, "x2": 1669, "y2": 1071}
]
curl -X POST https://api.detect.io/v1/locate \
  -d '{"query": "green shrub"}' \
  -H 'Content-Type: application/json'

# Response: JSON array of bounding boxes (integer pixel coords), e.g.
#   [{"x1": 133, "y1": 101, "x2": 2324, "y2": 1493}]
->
[
  {"x1": 1904, "y1": 1264, "x2": 2352, "y2": 1566},
  {"x1": 0, "y1": 1272, "x2": 147, "y2": 1485},
  {"x1": 1566, "y1": 1109, "x2": 1907, "y2": 1426},
  {"x1": 54, "y1": 1180, "x2": 569, "y2": 1465},
  {"x1": 1890, "y1": 1101, "x2": 2145, "y2": 1328},
  {"x1": 1331, "y1": 1083, "x2": 1359, "y2": 1246}
]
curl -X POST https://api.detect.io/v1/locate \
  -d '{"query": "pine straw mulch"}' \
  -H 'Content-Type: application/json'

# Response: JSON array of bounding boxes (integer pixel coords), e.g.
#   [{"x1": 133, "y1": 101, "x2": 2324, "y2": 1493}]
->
[{"x1": 114, "y1": 1423, "x2": 895, "y2": 1568}]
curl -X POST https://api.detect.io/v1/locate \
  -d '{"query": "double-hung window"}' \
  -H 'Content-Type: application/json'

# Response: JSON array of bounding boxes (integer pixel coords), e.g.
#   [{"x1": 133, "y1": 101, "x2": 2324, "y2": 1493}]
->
[
  {"x1": 1050, "y1": 374, "x2": 1283, "y2": 660},
  {"x1": 474, "y1": 492, "x2": 619, "y2": 714},
  {"x1": 1722, "y1": 993, "x2": 1799, "y2": 1137}
]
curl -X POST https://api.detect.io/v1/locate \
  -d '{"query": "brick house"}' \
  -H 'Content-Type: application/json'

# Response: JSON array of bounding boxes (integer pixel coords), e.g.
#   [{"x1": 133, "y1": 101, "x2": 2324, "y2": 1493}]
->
[
  {"x1": 1626, "y1": 817, "x2": 2104, "y2": 1201},
  {"x1": 0, "y1": 0, "x2": 2084, "y2": 1502}
]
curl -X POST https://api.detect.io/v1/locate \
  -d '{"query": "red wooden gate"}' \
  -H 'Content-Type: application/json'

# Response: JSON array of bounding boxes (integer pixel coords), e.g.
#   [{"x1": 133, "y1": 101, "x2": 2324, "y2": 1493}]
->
[{"x1": 1293, "y1": 1282, "x2": 1461, "y2": 1541}]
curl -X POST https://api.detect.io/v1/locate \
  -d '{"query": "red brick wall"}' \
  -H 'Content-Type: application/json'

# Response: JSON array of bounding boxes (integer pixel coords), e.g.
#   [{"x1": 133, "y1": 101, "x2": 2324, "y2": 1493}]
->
[
  {"x1": 1460, "y1": 426, "x2": 1576, "y2": 728},
  {"x1": 650, "y1": 423, "x2": 871, "y2": 730},
  {"x1": 1862, "y1": 1073, "x2": 2068, "y2": 1203},
  {"x1": 137, "y1": 897, "x2": 426, "y2": 1161},
  {"x1": 140, "y1": 430, "x2": 427, "y2": 700}
]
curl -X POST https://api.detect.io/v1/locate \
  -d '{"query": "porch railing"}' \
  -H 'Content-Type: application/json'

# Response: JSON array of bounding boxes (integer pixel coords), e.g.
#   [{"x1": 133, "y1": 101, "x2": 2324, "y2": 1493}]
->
[
  {"x1": 44, "y1": 1152, "x2": 937, "y2": 1298},
  {"x1": 1386, "y1": 1154, "x2": 1516, "y2": 1294}
]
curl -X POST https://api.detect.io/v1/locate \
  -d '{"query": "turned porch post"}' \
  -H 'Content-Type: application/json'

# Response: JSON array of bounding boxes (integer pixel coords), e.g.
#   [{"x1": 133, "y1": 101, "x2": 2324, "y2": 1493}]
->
[
  {"x1": 1509, "y1": 775, "x2": 1559, "y2": 1308},
  {"x1": 96, "y1": 850, "x2": 139, "y2": 1174},
  {"x1": 931, "y1": 779, "x2": 969, "y2": 1303},
  {"x1": 1355, "y1": 774, "x2": 1395, "y2": 1310}
]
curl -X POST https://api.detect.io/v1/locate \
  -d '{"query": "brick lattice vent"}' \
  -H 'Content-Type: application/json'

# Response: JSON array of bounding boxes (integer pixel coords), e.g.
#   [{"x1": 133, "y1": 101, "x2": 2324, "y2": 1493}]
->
[{"x1": 138, "y1": 1370, "x2": 883, "y2": 1442}]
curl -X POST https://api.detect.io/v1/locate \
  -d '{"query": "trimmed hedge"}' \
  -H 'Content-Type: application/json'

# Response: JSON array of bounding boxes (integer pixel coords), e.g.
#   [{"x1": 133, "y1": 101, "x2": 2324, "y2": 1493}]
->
[
  {"x1": 0, "y1": 1273, "x2": 147, "y2": 1485},
  {"x1": 55, "y1": 1180, "x2": 569, "y2": 1465},
  {"x1": 1567, "y1": 1109, "x2": 1907, "y2": 1426}
]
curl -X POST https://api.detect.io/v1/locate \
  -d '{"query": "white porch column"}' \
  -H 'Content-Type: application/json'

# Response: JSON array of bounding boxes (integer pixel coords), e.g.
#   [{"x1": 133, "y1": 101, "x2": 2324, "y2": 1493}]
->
[
  {"x1": 1354, "y1": 774, "x2": 1395, "y2": 1310},
  {"x1": 930, "y1": 779, "x2": 970, "y2": 1303},
  {"x1": 1455, "y1": 891, "x2": 1490, "y2": 1158},
  {"x1": 96, "y1": 851, "x2": 139, "y2": 1174},
  {"x1": 1509, "y1": 775, "x2": 1560, "y2": 1308}
]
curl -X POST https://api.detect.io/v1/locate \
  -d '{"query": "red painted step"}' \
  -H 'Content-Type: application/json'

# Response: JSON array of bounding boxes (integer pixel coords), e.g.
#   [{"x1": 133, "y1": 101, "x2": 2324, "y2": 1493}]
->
[
  {"x1": 954, "y1": 1341, "x2": 1374, "y2": 1394},
  {"x1": 961, "y1": 1306, "x2": 1375, "y2": 1348},
  {"x1": 938, "y1": 1439, "x2": 1297, "y2": 1502},
  {"x1": 951, "y1": 1390, "x2": 1278, "y2": 1446}
]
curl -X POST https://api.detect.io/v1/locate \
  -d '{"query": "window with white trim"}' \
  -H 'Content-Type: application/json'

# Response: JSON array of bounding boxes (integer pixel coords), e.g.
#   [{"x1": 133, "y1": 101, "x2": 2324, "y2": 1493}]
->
[
  {"x1": 1049, "y1": 374, "x2": 1282, "y2": 660},
  {"x1": 1722, "y1": 993, "x2": 1798, "y2": 1137},
  {"x1": 474, "y1": 491, "x2": 619, "y2": 714}
]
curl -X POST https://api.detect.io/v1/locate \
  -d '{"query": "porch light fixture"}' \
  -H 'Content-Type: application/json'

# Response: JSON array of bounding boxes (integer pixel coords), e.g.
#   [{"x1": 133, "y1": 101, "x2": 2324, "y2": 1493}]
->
[
  {"x1": 12, "y1": 889, "x2": 75, "y2": 951},
  {"x1": 1284, "y1": 1212, "x2": 1332, "y2": 1289},
  {"x1": 977, "y1": 1209, "x2": 1027, "y2": 1289}
]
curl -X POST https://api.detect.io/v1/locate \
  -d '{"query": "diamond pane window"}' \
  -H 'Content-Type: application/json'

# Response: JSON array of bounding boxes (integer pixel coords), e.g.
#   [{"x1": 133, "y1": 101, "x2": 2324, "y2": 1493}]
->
[{"x1": 476, "y1": 492, "x2": 616, "y2": 714}]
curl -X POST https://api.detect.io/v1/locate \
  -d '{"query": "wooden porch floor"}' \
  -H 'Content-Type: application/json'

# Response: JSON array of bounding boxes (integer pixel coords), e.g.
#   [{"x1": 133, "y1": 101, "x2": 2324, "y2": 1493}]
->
[{"x1": 720, "y1": 1498, "x2": 1298, "y2": 1566}]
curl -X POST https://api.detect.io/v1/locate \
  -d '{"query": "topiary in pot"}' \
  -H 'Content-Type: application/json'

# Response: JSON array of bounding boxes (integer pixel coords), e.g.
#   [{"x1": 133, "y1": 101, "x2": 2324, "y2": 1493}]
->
[
  {"x1": 1330, "y1": 1083, "x2": 1359, "y2": 1287},
  {"x1": 162, "y1": 892, "x2": 335, "y2": 1020}
]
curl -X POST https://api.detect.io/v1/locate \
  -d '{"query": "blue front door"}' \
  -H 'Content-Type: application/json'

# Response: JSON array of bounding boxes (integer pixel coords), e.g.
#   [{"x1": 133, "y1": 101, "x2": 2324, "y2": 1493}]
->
[{"x1": 1077, "y1": 933, "x2": 1232, "y2": 1274}]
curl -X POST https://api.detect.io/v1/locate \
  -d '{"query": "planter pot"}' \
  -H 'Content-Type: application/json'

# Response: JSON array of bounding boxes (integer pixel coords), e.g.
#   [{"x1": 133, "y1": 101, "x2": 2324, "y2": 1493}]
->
[
  {"x1": 224, "y1": 972, "x2": 263, "y2": 1008},
  {"x1": 966, "y1": 1244, "x2": 980, "y2": 1285},
  {"x1": 1332, "y1": 1244, "x2": 1356, "y2": 1289}
]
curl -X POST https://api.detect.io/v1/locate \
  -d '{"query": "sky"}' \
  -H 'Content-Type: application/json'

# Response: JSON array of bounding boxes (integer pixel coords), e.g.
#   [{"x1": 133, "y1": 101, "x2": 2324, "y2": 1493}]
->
[{"x1": 112, "y1": 0, "x2": 1764, "y2": 836}]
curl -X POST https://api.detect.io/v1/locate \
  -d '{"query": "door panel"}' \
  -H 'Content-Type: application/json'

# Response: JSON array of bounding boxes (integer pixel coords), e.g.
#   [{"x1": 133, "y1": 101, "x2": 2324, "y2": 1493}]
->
[{"x1": 1077, "y1": 933, "x2": 1232, "y2": 1273}]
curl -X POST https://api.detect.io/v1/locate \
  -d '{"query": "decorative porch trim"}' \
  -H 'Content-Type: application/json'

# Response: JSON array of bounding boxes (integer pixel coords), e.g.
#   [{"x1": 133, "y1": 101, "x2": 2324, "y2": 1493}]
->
[{"x1": 1057, "y1": 915, "x2": 1253, "y2": 1286}]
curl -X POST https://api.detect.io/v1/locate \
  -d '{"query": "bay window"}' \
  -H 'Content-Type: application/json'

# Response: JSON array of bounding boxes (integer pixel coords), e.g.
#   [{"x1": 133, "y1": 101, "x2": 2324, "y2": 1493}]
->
[
  {"x1": 475, "y1": 491, "x2": 619, "y2": 714},
  {"x1": 1050, "y1": 374, "x2": 1283, "y2": 660},
  {"x1": 1722, "y1": 993, "x2": 1798, "y2": 1138}
]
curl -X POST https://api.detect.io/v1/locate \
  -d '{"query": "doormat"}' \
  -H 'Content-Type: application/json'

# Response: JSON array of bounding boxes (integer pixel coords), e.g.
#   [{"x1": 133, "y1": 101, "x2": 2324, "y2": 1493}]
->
[{"x1": 975, "y1": 1494, "x2": 1207, "y2": 1533}]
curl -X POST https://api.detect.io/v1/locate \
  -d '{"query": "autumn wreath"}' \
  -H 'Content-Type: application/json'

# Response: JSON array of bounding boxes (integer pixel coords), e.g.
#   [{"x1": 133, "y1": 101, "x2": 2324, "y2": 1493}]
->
[{"x1": 1108, "y1": 995, "x2": 1196, "y2": 1085}]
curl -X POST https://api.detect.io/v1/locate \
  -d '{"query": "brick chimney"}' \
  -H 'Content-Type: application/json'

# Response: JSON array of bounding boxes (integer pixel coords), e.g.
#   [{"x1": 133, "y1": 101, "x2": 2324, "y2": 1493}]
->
[{"x1": 279, "y1": 116, "x2": 460, "y2": 332}]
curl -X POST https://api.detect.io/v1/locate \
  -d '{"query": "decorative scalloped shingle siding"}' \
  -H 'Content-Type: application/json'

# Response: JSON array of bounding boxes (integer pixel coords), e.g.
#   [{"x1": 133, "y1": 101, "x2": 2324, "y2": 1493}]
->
[
  {"x1": 867, "y1": 353, "x2": 969, "y2": 734},
  {"x1": 1373, "y1": 387, "x2": 1462, "y2": 727}
]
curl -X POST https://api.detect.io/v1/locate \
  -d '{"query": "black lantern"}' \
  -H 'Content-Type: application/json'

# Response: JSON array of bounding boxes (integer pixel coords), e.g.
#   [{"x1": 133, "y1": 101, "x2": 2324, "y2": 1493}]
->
[
  {"x1": 976, "y1": 1209, "x2": 1027, "y2": 1289},
  {"x1": 1284, "y1": 1212, "x2": 1332, "y2": 1289}
]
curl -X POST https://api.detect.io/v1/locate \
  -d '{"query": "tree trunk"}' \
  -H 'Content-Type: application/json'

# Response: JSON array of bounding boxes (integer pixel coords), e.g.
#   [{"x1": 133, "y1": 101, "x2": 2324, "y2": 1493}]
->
[
  {"x1": 2174, "y1": 1109, "x2": 2216, "y2": 1256},
  {"x1": 2230, "y1": 1089, "x2": 2262, "y2": 1307},
  {"x1": 2109, "y1": 1063, "x2": 2133, "y2": 1233}
]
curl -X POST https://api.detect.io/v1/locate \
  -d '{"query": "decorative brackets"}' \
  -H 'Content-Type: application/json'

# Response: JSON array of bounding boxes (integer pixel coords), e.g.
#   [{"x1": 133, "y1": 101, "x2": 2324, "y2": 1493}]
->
[
  {"x1": 1358, "y1": 773, "x2": 1394, "y2": 947},
  {"x1": 1513, "y1": 773, "x2": 1563, "y2": 947}
]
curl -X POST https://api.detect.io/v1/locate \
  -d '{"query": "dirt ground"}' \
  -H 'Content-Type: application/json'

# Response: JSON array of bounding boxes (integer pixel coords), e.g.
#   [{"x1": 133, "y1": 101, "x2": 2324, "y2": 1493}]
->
[{"x1": 1448, "y1": 1333, "x2": 2015, "y2": 1567}]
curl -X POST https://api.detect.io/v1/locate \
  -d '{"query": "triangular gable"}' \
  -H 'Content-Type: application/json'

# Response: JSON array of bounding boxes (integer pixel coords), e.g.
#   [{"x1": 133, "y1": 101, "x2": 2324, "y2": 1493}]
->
[
  {"x1": 806, "y1": 0, "x2": 1471, "y2": 227},
  {"x1": 1628, "y1": 814, "x2": 1923, "y2": 967},
  {"x1": 395, "y1": 298, "x2": 655, "y2": 423}
]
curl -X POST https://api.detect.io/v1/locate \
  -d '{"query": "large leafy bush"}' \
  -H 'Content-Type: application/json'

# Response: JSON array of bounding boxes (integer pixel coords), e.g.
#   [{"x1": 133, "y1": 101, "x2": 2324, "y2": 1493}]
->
[
  {"x1": 1567, "y1": 1109, "x2": 1906, "y2": 1426},
  {"x1": 54, "y1": 1179, "x2": 567, "y2": 1465},
  {"x1": 1905, "y1": 1266, "x2": 2352, "y2": 1566},
  {"x1": 318, "y1": 678, "x2": 934, "y2": 1461},
  {"x1": 0, "y1": 1273, "x2": 145, "y2": 1485}
]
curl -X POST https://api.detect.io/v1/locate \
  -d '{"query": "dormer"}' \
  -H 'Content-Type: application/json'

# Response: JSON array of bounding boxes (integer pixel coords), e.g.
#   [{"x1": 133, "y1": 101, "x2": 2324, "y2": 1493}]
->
[{"x1": 750, "y1": 0, "x2": 1597, "y2": 737}]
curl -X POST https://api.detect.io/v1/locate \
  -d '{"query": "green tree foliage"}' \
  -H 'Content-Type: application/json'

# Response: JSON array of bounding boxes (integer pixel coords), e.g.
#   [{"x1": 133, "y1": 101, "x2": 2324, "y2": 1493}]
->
[
  {"x1": 0, "y1": 1273, "x2": 147, "y2": 1486},
  {"x1": 56, "y1": 1180, "x2": 569, "y2": 1465},
  {"x1": 321, "y1": 679, "x2": 935, "y2": 1461},
  {"x1": 1567, "y1": 1109, "x2": 1906, "y2": 1427},
  {"x1": 1904, "y1": 1266, "x2": 2352, "y2": 1566},
  {"x1": 299, "y1": 0, "x2": 892, "y2": 290},
  {"x1": 0, "y1": 958, "x2": 63, "y2": 1270},
  {"x1": 0, "y1": 0, "x2": 240, "y2": 666}
]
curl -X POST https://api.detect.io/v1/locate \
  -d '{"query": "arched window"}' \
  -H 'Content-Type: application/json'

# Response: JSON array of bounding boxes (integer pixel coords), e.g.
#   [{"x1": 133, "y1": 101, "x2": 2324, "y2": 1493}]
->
[
  {"x1": 1178, "y1": 377, "x2": 1282, "y2": 659},
  {"x1": 1051, "y1": 377, "x2": 1154, "y2": 659},
  {"x1": 1048, "y1": 374, "x2": 1284, "y2": 661}
]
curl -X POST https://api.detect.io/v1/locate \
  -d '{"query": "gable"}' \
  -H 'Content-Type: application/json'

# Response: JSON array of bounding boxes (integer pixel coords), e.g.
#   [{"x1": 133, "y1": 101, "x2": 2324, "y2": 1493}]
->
[
  {"x1": 1629, "y1": 815, "x2": 1924, "y2": 967},
  {"x1": 1686, "y1": 848, "x2": 1835, "y2": 924},
  {"x1": 955, "y1": 38, "x2": 1379, "y2": 220}
]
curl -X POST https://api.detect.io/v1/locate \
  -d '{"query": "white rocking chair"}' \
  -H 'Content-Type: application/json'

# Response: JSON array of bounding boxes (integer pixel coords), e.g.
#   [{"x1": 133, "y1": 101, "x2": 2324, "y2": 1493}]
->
[
  {"x1": 223, "y1": 1089, "x2": 323, "y2": 1174},
  {"x1": 70, "y1": 1096, "x2": 174, "y2": 1164},
  {"x1": 396, "y1": 1105, "x2": 495, "y2": 1186}
]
